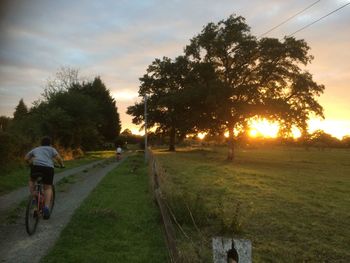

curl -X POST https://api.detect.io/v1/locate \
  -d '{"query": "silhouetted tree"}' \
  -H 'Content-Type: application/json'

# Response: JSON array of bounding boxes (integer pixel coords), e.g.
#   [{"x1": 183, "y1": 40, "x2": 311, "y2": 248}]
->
[
  {"x1": 71, "y1": 77, "x2": 121, "y2": 140},
  {"x1": 13, "y1": 99, "x2": 28, "y2": 120},
  {"x1": 127, "y1": 56, "x2": 196, "y2": 151},
  {"x1": 185, "y1": 15, "x2": 324, "y2": 160}
]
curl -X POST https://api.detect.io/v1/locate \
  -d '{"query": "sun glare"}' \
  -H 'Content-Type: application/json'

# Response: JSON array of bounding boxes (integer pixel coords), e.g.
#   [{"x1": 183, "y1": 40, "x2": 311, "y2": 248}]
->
[
  {"x1": 249, "y1": 129, "x2": 258, "y2": 137},
  {"x1": 249, "y1": 119, "x2": 279, "y2": 138},
  {"x1": 308, "y1": 119, "x2": 350, "y2": 140},
  {"x1": 197, "y1": 132, "x2": 206, "y2": 140},
  {"x1": 130, "y1": 128, "x2": 144, "y2": 136},
  {"x1": 291, "y1": 127, "x2": 302, "y2": 138}
]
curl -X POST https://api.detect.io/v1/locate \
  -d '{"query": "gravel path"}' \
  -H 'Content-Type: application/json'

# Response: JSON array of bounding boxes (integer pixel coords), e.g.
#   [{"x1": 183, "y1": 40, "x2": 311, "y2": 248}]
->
[
  {"x1": 0, "y1": 158, "x2": 125, "y2": 263},
  {"x1": 0, "y1": 159, "x2": 106, "y2": 216}
]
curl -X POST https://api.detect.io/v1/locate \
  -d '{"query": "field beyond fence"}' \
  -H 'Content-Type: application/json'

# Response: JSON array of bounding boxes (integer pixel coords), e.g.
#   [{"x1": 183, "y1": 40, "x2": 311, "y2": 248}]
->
[{"x1": 153, "y1": 146, "x2": 350, "y2": 262}]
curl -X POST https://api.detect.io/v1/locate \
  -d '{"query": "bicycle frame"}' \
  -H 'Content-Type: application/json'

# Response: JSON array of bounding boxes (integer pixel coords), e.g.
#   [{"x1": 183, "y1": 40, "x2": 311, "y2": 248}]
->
[
  {"x1": 26, "y1": 175, "x2": 56, "y2": 235},
  {"x1": 35, "y1": 178, "x2": 45, "y2": 215}
]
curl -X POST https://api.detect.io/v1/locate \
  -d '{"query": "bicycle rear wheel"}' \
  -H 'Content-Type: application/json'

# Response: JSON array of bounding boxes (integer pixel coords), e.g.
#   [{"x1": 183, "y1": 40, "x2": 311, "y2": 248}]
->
[{"x1": 25, "y1": 197, "x2": 39, "y2": 235}]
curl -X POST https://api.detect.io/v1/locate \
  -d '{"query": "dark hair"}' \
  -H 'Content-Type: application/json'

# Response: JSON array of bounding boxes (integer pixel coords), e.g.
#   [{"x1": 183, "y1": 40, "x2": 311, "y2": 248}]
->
[{"x1": 41, "y1": 136, "x2": 52, "y2": 146}]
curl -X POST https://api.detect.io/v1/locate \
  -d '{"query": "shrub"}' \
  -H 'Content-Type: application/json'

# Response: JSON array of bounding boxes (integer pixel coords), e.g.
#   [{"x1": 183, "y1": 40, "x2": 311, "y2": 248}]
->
[{"x1": 0, "y1": 132, "x2": 16, "y2": 165}]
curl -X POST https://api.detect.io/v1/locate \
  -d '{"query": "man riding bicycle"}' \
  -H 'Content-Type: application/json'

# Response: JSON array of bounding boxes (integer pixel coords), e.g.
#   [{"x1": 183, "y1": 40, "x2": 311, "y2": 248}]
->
[{"x1": 25, "y1": 136, "x2": 64, "y2": 219}]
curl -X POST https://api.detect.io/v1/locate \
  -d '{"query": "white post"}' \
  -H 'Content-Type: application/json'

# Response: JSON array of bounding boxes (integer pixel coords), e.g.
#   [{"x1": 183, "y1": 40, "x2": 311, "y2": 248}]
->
[
  {"x1": 144, "y1": 94, "x2": 148, "y2": 163},
  {"x1": 212, "y1": 237, "x2": 252, "y2": 263}
]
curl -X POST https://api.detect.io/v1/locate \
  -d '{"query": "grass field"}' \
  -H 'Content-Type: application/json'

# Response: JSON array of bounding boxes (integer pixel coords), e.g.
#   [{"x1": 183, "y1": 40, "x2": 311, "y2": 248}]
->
[
  {"x1": 41, "y1": 154, "x2": 168, "y2": 263},
  {"x1": 0, "y1": 151, "x2": 115, "y2": 195},
  {"x1": 154, "y1": 146, "x2": 350, "y2": 262}
]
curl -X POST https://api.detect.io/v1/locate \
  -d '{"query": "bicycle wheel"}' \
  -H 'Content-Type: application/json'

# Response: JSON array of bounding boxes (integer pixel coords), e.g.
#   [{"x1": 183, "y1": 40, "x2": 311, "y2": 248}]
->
[
  {"x1": 49, "y1": 185, "x2": 55, "y2": 215},
  {"x1": 25, "y1": 197, "x2": 39, "y2": 235}
]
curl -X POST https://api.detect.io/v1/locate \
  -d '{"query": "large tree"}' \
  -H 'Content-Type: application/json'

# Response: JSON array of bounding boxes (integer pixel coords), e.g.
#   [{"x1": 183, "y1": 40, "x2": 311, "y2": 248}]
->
[
  {"x1": 25, "y1": 69, "x2": 122, "y2": 149},
  {"x1": 185, "y1": 15, "x2": 324, "y2": 160},
  {"x1": 127, "y1": 56, "x2": 191, "y2": 151},
  {"x1": 127, "y1": 56, "x2": 217, "y2": 151},
  {"x1": 71, "y1": 77, "x2": 122, "y2": 140}
]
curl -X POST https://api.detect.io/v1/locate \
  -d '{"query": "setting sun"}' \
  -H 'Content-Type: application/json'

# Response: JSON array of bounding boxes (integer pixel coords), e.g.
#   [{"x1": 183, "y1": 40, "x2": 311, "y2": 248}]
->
[{"x1": 249, "y1": 119, "x2": 279, "y2": 138}]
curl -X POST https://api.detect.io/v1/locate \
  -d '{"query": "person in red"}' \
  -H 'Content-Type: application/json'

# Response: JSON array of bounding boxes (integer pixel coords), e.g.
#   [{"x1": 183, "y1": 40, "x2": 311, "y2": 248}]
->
[{"x1": 25, "y1": 136, "x2": 64, "y2": 219}]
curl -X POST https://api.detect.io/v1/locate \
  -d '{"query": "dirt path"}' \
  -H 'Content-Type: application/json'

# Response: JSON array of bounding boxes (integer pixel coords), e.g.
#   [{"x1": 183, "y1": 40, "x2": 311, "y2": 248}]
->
[
  {"x1": 0, "y1": 159, "x2": 106, "y2": 216},
  {"x1": 0, "y1": 158, "x2": 126, "y2": 263}
]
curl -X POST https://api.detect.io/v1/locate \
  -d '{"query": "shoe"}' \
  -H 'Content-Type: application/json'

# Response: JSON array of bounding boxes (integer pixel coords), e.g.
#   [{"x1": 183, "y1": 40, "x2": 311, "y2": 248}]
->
[{"x1": 43, "y1": 206, "x2": 50, "y2": 220}]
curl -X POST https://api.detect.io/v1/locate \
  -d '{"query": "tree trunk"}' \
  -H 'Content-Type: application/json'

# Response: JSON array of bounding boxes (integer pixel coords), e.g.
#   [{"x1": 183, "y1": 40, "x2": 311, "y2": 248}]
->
[
  {"x1": 169, "y1": 127, "x2": 176, "y2": 151},
  {"x1": 227, "y1": 126, "x2": 235, "y2": 161}
]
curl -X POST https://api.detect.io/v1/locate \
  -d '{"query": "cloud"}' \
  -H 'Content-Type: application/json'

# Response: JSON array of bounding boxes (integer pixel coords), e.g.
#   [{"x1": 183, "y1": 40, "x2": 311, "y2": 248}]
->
[
  {"x1": 111, "y1": 89, "x2": 138, "y2": 102},
  {"x1": 0, "y1": 0, "x2": 349, "y2": 137}
]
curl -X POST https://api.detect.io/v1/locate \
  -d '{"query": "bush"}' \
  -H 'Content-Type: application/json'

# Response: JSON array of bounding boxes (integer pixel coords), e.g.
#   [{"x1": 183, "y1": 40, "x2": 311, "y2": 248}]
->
[
  {"x1": 0, "y1": 132, "x2": 34, "y2": 166},
  {"x1": 0, "y1": 132, "x2": 16, "y2": 165}
]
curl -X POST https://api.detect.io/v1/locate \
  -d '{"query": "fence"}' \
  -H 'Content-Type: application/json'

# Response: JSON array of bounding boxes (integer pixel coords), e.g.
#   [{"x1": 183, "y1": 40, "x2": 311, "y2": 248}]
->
[
  {"x1": 147, "y1": 149, "x2": 252, "y2": 263},
  {"x1": 147, "y1": 149, "x2": 180, "y2": 262}
]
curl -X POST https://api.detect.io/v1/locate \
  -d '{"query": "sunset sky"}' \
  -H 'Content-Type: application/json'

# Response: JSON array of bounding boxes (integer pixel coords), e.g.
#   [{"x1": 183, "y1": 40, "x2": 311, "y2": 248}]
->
[{"x1": 1, "y1": 0, "x2": 349, "y2": 138}]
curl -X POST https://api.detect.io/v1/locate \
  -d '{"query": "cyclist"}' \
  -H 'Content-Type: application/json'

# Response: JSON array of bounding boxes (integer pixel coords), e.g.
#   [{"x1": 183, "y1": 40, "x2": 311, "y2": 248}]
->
[
  {"x1": 25, "y1": 136, "x2": 64, "y2": 219},
  {"x1": 116, "y1": 145, "x2": 122, "y2": 161}
]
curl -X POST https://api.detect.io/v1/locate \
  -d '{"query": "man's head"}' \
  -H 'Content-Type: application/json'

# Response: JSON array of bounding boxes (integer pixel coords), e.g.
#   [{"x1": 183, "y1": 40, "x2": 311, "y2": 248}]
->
[{"x1": 41, "y1": 136, "x2": 52, "y2": 146}]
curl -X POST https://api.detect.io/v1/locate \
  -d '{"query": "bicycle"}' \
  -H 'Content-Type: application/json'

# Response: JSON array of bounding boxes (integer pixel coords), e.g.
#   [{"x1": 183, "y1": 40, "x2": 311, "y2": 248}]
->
[{"x1": 25, "y1": 166, "x2": 62, "y2": 235}]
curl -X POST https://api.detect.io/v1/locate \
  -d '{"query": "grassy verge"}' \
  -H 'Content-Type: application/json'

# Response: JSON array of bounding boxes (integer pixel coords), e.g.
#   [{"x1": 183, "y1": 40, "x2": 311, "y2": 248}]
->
[
  {"x1": 0, "y1": 151, "x2": 115, "y2": 195},
  {"x1": 154, "y1": 146, "x2": 350, "y2": 262},
  {"x1": 41, "y1": 154, "x2": 168, "y2": 263}
]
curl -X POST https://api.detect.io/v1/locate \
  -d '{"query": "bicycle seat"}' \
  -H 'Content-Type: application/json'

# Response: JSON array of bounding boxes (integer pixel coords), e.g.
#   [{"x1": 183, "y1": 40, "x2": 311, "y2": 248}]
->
[{"x1": 32, "y1": 172, "x2": 44, "y2": 182}]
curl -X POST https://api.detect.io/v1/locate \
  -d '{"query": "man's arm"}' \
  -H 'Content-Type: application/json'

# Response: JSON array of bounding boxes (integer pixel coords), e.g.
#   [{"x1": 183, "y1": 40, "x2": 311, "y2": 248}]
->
[
  {"x1": 24, "y1": 151, "x2": 33, "y2": 165},
  {"x1": 54, "y1": 155, "x2": 65, "y2": 168}
]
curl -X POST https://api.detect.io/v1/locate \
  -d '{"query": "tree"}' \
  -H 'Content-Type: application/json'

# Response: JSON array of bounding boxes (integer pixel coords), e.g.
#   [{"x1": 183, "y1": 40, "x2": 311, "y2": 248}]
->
[
  {"x1": 0, "y1": 116, "x2": 12, "y2": 131},
  {"x1": 309, "y1": 129, "x2": 340, "y2": 148},
  {"x1": 71, "y1": 77, "x2": 121, "y2": 140},
  {"x1": 13, "y1": 99, "x2": 28, "y2": 120},
  {"x1": 121, "y1": 129, "x2": 133, "y2": 136},
  {"x1": 342, "y1": 136, "x2": 350, "y2": 148},
  {"x1": 127, "y1": 56, "x2": 202, "y2": 151},
  {"x1": 185, "y1": 15, "x2": 324, "y2": 160},
  {"x1": 43, "y1": 67, "x2": 80, "y2": 100},
  {"x1": 40, "y1": 68, "x2": 121, "y2": 145}
]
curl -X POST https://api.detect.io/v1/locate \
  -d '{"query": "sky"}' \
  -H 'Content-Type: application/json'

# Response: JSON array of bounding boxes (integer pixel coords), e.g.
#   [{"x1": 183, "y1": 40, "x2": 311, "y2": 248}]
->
[{"x1": 1, "y1": 0, "x2": 349, "y2": 138}]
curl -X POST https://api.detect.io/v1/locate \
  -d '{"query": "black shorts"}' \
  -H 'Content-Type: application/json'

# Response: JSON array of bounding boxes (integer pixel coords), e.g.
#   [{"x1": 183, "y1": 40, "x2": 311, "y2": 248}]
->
[{"x1": 30, "y1": 165, "x2": 54, "y2": 185}]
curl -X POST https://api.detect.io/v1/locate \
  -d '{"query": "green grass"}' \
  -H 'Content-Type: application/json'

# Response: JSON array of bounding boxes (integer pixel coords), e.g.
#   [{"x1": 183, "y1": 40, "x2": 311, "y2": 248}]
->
[
  {"x1": 41, "y1": 154, "x2": 168, "y2": 263},
  {"x1": 154, "y1": 146, "x2": 350, "y2": 262},
  {"x1": 0, "y1": 151, "x2": 115, "y2": 195}
]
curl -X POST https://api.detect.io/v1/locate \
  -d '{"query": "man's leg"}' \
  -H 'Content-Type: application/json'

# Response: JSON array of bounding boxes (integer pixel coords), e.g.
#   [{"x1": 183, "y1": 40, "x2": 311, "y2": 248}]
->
[
  {"x1": 44, "y1": 184, "x2": 52, "y2": 207},
  {"x1": 29, "y1": 178, "x2": 36, "y2": 196}
]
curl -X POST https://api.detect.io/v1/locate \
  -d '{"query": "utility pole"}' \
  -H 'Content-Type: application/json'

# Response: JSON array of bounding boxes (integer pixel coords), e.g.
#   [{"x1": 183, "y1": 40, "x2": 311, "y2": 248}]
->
[{"x1": 144, "y1": 94, "x2": 148, "y2": 163}]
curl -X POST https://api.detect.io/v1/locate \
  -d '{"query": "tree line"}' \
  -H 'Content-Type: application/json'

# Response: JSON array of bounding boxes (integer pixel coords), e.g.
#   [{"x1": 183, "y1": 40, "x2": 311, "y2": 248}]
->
[
  {"x1": 0, "y1": 68, "x2": 121, "y2": 165},
  {"x1": 127, "y1": 14, "x2": 325, "y2": 160}
]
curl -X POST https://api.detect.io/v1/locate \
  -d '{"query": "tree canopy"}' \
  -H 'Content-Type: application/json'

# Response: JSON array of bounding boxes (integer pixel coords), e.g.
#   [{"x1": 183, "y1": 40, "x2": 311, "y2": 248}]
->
[
  {"x1": 6, "y1": 68, "x2": 121, "y2": 152},
  {"x1": 128, "y1": 14, "x2": 324, "y2": 158},
  {"x1": 185, "y1": 15, "x2": 324, "y2": 159},
  {"x1": 128, "y1": 56, "x2": 196, "y2": 150}
]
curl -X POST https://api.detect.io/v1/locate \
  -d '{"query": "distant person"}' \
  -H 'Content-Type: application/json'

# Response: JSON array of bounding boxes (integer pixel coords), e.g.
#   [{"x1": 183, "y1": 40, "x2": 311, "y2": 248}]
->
[
  {"x1": 116, "y1": 145, "x2": 122, "y2": 161},
  {"x1": 25, "y1": 136, "x2": 64, "y2": 219}
]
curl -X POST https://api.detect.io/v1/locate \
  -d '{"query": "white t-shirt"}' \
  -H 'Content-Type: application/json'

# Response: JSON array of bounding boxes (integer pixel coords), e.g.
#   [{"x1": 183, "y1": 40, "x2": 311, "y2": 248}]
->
[
  {"x1": 116, "y1": 147, "x2": 122, "y2": 154},
  {"x1": 25, "y1": 146, "x2": 59, "y2": 168}
]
